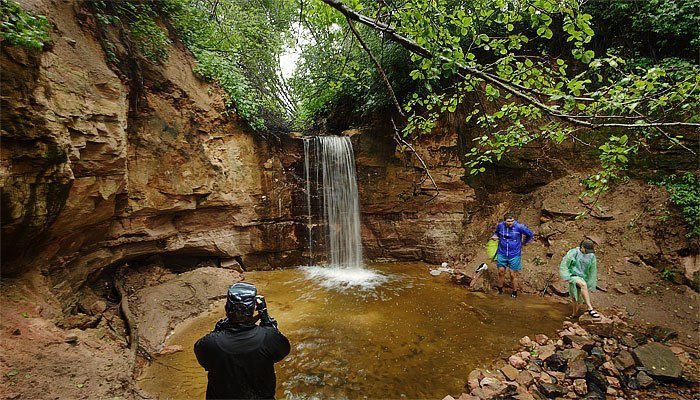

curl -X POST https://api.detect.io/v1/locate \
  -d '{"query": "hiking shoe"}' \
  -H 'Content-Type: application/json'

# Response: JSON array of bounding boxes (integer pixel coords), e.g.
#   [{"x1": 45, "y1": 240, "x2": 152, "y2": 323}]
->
[
  {"x1": 511, "y1": 291, "x2": 518, "y2": 298},
  {"x1": 497, "y1": 286, "x2": 504, "y2": 294},
  {"x1": 474, "y1": 263, "x2": 488, "y2": 273}
]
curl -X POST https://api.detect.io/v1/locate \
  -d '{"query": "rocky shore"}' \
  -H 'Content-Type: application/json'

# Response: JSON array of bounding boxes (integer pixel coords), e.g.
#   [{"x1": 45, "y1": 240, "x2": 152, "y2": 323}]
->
[{"x1": 446, "y1": 312, "x2": 698, "y2": 400}]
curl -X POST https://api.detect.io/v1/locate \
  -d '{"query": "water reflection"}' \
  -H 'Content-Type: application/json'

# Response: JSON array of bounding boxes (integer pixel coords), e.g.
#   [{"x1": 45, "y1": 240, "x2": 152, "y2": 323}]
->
[{"x1": 140, "y1": 263, "x2": 567, "y2": 399}]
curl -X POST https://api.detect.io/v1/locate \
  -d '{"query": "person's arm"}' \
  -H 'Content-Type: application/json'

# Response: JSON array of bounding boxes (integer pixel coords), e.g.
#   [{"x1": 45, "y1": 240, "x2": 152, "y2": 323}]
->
[
  {"x1": 559, "y1": 249, "x2": 574, "y2": 282},
  {"x1": 490, "y1": 223, "x2": 500, "y2": 240},
  {"x1": 194, "y1": 334, "x2": 216, "y2": 371},
  {"x1": 263, "y1": 329, "x2": 291, "y2": 363},
  {"x1": 586, "y1": 256, "x2": 597, "y2": 292},
  {"x1": 520, "y1": 224, "x2": 535, "y2": 245}
]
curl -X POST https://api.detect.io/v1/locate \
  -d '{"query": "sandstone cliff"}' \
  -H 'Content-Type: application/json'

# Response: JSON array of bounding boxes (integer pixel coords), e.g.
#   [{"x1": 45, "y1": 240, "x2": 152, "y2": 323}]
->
[{"x1": 1, "y1": 0, "x2": 305, "y2": 310}]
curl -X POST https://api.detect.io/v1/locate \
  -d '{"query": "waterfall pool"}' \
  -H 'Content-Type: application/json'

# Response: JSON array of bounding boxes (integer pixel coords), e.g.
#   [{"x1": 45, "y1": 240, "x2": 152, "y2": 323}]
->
[{"x1": 139, "y1": 262, "x2": 568, "y2": 399}]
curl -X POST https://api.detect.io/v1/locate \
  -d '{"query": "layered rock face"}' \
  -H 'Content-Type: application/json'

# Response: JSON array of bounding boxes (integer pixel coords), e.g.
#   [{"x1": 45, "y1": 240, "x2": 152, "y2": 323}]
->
[
  {"x1": 352, "y1": 124, "x2": 477, "y2": 263},
  {"x1": 1, "y1": 0, "x2": 305, "y2": 308}
]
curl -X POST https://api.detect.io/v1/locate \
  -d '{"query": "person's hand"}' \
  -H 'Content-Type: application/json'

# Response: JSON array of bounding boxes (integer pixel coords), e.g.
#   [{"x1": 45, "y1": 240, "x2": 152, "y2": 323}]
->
[{"x1": 255, "y1": 295, "x2": 267, "y2": 312}]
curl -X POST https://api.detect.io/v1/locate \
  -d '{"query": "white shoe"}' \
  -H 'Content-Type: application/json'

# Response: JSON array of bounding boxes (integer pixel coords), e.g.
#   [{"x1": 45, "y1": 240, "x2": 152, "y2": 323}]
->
[{"x1": 474, "y1": 263, "x2": 488, "y2": 273}]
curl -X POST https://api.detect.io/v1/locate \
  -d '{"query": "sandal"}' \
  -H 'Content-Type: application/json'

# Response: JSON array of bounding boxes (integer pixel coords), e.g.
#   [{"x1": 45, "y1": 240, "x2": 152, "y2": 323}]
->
[{"x1": 587, "y1": 309, "x2": 601, "y2": 319}]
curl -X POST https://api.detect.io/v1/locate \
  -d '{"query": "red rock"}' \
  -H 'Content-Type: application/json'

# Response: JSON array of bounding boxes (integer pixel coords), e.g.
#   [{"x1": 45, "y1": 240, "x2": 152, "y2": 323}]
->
[
  {"x1": 519, "y1": 336, "x2": 532, "y2": 347},
  {"x1": 573, "y1": 379, "x2": 587, "y2": 395},
  {"x1": 159, "y1": 344, "x2": 183, "y2": 355},
  {"x1": 533, "y1": 334, "x2": 549, "y2": 345},
  {"x1": 509, "y1": 355, "x2": 527, "y2": 369}
]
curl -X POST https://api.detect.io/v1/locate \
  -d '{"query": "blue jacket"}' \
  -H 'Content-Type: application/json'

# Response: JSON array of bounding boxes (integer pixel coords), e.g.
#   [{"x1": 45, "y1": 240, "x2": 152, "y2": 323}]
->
[{"x1": 492, "y1": 220, "x2": 534, "y2": 258}]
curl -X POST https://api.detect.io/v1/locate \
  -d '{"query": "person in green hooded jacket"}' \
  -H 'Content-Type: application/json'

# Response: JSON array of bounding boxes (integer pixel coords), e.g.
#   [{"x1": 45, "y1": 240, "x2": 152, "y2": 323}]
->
[{"x1": 559, "y1": 239, "x2": 602, "y2": 319}]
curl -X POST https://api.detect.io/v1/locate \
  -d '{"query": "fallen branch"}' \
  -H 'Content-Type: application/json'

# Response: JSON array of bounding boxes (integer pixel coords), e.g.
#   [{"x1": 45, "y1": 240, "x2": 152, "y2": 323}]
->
[{"x1": 115, "y1": 264, "x2": 138, "y2": 373}]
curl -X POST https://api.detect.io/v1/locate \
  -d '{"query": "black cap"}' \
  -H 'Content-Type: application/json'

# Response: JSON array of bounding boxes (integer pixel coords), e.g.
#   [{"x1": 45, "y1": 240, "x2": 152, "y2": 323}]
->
[
  {"x1": 581, "y1": 239, "x2": 595, "y2": 253},
  {"x1": 225, "y1": 282, "x2": 257, "y2": 321}
]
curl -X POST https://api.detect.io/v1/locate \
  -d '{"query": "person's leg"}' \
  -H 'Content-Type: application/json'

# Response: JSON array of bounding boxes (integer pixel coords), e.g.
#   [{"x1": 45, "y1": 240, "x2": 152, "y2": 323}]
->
[
  {"x1": 574, "y1": 279, "x2": 593, "y2": 310},
  {"x1": 497, "y1": 267, "x2": 506, "y2": 293},
  {"x1": 509, "y1": 256, "x2": 522, "y2": 297},
  {"x1": 496, "y1": 255, "x2": 506, "y2": 294}
]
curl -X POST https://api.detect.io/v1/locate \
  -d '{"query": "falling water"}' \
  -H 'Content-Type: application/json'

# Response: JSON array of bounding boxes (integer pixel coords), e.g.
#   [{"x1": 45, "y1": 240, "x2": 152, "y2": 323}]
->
[
  {"x1": 304, "y1": 136, "x2": 363, "y2": 269},
  {"x1": 303, "y1": 136, "x2": 383, "y2": 289}
]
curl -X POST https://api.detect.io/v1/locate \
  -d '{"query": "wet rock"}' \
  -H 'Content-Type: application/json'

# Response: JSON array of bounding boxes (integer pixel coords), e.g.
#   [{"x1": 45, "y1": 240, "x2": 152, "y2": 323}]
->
[
  {"x1": 538, "y1": 344, "x2": 557, "y2": 361},
  {"x1": 567, "y1": 359, "x2": 587, "y2": 379},
  {"x1": 516, "y1": 370, "x2": 534, "y2": 387},
  {"x1": 526, "y1": 359, "x2": 544, "y2": 373},
  {"x1": 509, "y1": 355, "x2": 527, "y2": 369},
  {"x1": 636, "y1": 371, "x2": 654, "y2": 388},
  {"x1": 612, "y1": 350, "x2": 635, "y2": 371},
  {"x1": 544, "y1": 354, "x2": 567, "y2": 372},
  {"x1": 534, "y1": 334, "x2": 549, "y2": 346},
  {"x1": 220, "y1": 258, "x2": 244, "y2": 272},
  {"x1": 457, "y1": 393, "x2": 479, "y2": 400},
  {"x1": 573, "y1": 379, "x2": 587, "y2": 395},
  {"x1": 500, "y1": 365, "x2": 520, "y2": 381},
  {"x1": 647, "y1": 325, "x2": 678, "y2": 342},
  {"x1": 606, "y1": 387, "x2": 618, "y2": 396},
  {"x1": 467, "y1": 369, "x2": 484, "y2": 390},
  {"x1": 537, "y1": 382, "x2": 566, "y2": 398},
  {"x1": 548, "y1": 370, "x2": 565, "y2": 384},
  {"x1": 520, "y1": 336, "x2": 533, "y2": 347},
  {"x1": 562, "y1": 335, "x2": 594, "y2": 351},
  {"x1": 633, "y1": 342, "x2": 683, "y2": 379}
]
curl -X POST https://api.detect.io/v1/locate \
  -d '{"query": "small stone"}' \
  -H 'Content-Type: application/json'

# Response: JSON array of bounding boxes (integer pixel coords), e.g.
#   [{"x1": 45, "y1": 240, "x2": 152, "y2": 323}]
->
[
  {"x1": 613, "y1": 350, "x2": 636, "y2": 371},
  {"x1": 65, "y1": 334, "x2": 79, "y2": 344},
  {"x1": 520, "y1": 336, "x2": 533, "y2": 347},
  {"x1": 518, "y1": 351, "x2": 531, "y2": 361},
  {"x1": 534, "y1": 334, "x2": 549, "y2": 345},
  {"x1": 544, "y1": 354, "x2": 567, "y2": 372},
  {"x1": 636, "y1": 371, "x2": 654, "y2": 388},
  {"x1": 607, "y1": 376, "x2": 621, "y2": 389},
  {"x1": 442, "y1": 396, "x2": 455, "y2": 400},
  {"x1": 89, "y1": 301, "x2": 107, "y2": 315},
  {"x1": 501, "y1": 365, "x2": 520, "y2": 381},
  {"x1": 159, "y1": 345, "x2": 183, "y2": 355},
  {"x1": 567, "y1": 359, "x2": 587, "y2": 379},
  {"x1": 601, "y1": 361, "x2": 619, "y2": 376},
  {"x1": 509, "y1": 355, "x2": 527, "y2": 369},
  {"x1": 457, "y1": 393, "x2": 479, "y2": 400},
  {"x1": 620, "y1": 336, "x2": 638, "y2": 348},
  {"x1": 537, "y1": 382, "x2": 566, "y2": 398},
  {"x1": 548, "y1": 371, "x2": 565, "y2": 384},
  {"x1": 516, "y1": 370, "x2": 534, "y2": 387},
  {"x1": 467, "y1": 369, "x2": 484, "y2": 390},
  {"x1": 573, "y1": 379, "x2": 587, "y2": 395},
  {"x1": 607, "y1": 387, "x2": 617, "y2": 396},
  {"x1": 560, "y1": 348, "x2": 587, "y2": 363},
  {"x1": 539, "y1": 344, "x2": 557, "y2": 361}
]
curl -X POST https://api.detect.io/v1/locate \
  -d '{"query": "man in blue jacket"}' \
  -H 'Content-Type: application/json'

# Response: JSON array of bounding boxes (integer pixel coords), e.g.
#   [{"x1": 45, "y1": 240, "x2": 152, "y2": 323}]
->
[
  {"x1": 490, "y1": 212, "x2": 534, "y2": 298},
  {"x1": 194, "y1": 282, "x2": 290, "y2": 399}
]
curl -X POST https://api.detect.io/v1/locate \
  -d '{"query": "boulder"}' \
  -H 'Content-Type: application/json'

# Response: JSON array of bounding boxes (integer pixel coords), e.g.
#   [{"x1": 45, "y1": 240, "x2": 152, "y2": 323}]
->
[
  {"x1": 633, "y1": 343, "x2": 683, "y2": 379},
  {"x1": 520, "y1": 336, "x2": 533, "y2": 347},
  {"x1": 560, "y1": 348, "x2": 587, "y2": 363}
]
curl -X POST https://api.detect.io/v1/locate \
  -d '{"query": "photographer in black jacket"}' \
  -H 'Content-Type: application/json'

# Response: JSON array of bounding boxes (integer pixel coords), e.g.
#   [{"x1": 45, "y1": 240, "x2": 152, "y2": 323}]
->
[{"x1": 194, "y1": 282, "x2": 290, "y2": 399}]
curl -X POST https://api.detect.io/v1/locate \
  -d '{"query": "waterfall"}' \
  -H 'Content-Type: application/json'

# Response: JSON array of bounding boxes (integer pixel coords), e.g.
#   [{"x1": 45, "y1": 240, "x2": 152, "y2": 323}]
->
[{"x1": 303, "y1": 136, "x2": 363, "y2": 269}]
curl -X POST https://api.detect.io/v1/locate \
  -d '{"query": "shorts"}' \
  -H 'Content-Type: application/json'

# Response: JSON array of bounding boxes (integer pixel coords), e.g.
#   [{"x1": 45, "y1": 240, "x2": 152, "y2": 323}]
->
[{"x1": 496, "y1": 255, "x2": 522, "y2": 271}]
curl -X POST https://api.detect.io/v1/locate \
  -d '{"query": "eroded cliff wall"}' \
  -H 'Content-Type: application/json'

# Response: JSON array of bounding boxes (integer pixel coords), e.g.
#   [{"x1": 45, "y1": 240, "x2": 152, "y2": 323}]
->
[{"x1": 1, "y1": 1, "x2": 305, "y2": 308}]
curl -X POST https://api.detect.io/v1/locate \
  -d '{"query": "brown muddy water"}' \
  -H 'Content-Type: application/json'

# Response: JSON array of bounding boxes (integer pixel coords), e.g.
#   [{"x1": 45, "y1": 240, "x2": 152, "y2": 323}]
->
[{"x1": 139, "y1": 262, "x2": 568, "y2": 399}]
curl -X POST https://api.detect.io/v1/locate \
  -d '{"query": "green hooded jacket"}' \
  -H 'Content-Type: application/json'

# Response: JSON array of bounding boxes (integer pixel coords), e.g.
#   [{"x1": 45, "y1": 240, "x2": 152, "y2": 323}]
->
[{"x1": 559, "y1": 248, "x2": 597, "y2": 302}]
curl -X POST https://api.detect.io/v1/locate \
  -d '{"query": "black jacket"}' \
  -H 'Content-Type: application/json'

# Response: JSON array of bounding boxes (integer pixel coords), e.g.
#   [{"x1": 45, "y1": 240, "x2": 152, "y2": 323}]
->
[{"x1": 194, "y1": 320, "x2": 290, "y2": 399}]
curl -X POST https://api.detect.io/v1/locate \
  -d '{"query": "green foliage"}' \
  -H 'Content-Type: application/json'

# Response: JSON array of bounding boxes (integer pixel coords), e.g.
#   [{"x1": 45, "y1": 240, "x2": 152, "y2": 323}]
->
[
  {"x1": 661, "y1": 267, "x2": 675, "y2": 281},
  {"x1": 0, "y1": 0, "x2": 51, "y2": 51},
  {"x1": 162, "y1": 0, "x2": 295, "y2": 133},
  {"x1": 92, "y1": 1, "x2": 170, "y2": 63},
  {"x1": 656, "y1": 173, "x2": 700, "y2": 237}
]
